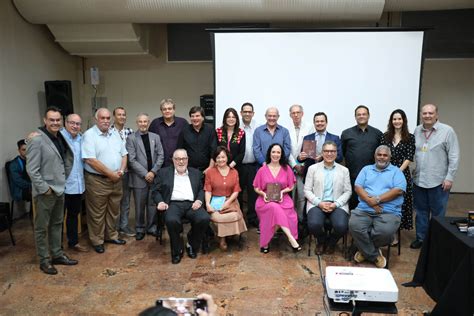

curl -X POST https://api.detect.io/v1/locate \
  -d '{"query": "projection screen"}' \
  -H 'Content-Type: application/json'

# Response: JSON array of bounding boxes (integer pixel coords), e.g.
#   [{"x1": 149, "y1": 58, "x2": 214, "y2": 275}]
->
[{"x1": 213, "y1": 30, "x2": 424, "y2": 135}]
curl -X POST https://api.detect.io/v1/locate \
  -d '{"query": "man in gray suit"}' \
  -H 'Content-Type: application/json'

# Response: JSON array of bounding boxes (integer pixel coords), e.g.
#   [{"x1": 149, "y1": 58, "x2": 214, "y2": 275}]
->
[
  {"x1": 126, "y1": 113, "x2": 164, "y2": 240},
  {"x1": 26, "y1": 106, "x2": 78, "y2": 275}
]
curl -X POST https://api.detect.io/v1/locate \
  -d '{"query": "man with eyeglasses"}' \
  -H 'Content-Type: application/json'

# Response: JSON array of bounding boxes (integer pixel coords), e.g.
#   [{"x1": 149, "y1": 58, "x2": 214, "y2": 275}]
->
[
  {"x1": 304, "y1": 141, "x2": 351, "y2": 255},
  {"x1": 60, "y1": 114, "x2": 88, "y2": 252},
  {"x1": 26, "y1": 106, "x2": 78, "y2": 275},
  {"x1": 152, "y1": 149, "x2": 210, "y2": 264}
]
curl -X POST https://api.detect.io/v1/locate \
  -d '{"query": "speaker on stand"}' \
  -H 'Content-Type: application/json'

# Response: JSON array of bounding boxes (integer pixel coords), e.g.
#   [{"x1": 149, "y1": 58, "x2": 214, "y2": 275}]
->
[{"x1": 44, "y1": 80, "x2": 74, "y2": 116}]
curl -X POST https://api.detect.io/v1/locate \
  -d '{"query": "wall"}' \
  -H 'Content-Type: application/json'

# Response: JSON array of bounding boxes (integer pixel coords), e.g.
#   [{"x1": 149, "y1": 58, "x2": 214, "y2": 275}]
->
[
  {"x1": 421, "y1": 59, "x2": 474, "y2": 193},
  {"x1": 0, "y1": 1, "x2": 79, "y2": 201}
]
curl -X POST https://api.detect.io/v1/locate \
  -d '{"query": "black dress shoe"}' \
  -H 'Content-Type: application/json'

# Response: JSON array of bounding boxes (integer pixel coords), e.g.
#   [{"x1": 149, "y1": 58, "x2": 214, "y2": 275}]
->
[
  {"x1": 104, "y1": 239, "x2": 126, "y2": 245},
  {"x1": 93, "y1": 244, "x2": 105, "y2": 253},
  {"x1": 171, "y1": 255, "x2": 182, "y2": 264},
  {"x1": 136, "y1": 232, "x2": 145, "y2": 241},
  {"x1": 410, "y1": 239, "x2": 423, "y2": 249},
  {"x1": 186, "y1": 245, "x2": 197, "y2": 259},
  {"x1": 40, "y1": 263, "x2": 58, "y2": 275},
  {"x1": 52, "y1": 254, "x2": 78, "y2": 265},
  {"x1": 315, "y1": 243, "x2": 326, "y2": 255},
  {"x1": 146, "y1": 231, "x2": 158, "y2": 237}
]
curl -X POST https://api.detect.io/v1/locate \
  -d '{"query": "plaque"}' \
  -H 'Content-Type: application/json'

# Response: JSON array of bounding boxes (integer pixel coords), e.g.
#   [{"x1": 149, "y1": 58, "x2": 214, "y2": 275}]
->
[
  {"x1": 302, "y1": 139, "x2": 317, "y2": 159},
  {"x1": 266, "y1": 183, "x2": 281, "y2": 202}
]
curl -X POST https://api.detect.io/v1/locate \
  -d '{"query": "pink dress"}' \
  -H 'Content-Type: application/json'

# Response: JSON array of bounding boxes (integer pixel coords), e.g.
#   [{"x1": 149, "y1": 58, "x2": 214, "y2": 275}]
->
[{"x1": 253, "y1": 165, "x2": 298, "y2": 247}]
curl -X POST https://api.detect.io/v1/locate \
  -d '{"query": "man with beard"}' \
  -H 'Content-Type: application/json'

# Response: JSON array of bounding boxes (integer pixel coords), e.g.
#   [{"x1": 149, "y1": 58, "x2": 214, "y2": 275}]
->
[{"x1": 349, "y1": 145, "x2": 406, "y2": 268}]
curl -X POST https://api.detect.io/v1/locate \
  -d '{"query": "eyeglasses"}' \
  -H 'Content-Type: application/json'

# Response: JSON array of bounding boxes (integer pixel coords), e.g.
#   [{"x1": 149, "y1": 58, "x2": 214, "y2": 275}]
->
[
  {"x1": 173, "y1": 157, "x2": 188, "y2": 162},
  {"x1": 67, "y1": 121, "x2": 82, "y2": 126},
  {"x1": 322, "y1": 150, "x2": 337, "y2": 154}
]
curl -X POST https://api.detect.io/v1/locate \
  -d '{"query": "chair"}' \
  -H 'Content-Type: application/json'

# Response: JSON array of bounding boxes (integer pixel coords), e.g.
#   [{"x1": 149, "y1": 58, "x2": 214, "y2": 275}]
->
[
  {"x1": 5, "y1": 160, "x2": 33, "y2": 224},
  {"x1": 0, "y1": 202, "x2": 15, "y2": 245}
]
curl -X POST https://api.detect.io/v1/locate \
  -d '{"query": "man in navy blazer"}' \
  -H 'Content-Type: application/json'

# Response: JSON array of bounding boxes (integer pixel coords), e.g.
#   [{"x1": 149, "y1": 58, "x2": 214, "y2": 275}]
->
[
  {"x1": 152, "y1": 149, "x2": 210, "y2": 264},
  {"x1": 299, "y1": 112, "x2": 342, "y2": 178}
]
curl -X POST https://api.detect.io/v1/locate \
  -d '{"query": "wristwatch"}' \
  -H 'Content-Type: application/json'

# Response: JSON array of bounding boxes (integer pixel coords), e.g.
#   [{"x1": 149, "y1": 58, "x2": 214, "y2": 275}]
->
[{"x1": 375, "y1": 196, "x2": 381, "y2": 204}]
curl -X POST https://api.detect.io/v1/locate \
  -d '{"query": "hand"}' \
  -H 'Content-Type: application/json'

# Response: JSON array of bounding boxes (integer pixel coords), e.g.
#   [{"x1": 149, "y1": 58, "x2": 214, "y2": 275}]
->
[
  {"x1": 318, "y1": 201, "x2": 332, "y2": 212},
  {"x1": 294, "y1": 165, "x2": 304, "y2": 176},
  {"x1": 367, "y1": 196, "x2": 379, "y2": 207},
  {"x1": 196, "y1": 293, "x2": 218, "y2": 316},
  {"x1": 279, "y1": 191, "x2": 284, "y2": 203},
  {"x1": 144, "y1": 171, "x2": 155, "y2": 183},
  {"x1": 157, "y1": 202, "x2": 168, "y2": 211},
  {"x1": 192, "y1": 200, "x2": 203, "y2": 210},
  {"x1": 26, "y1": 131, "x2": 41, "y2": 142},
  {"x1": 206, "y1": 204, "x2": 215, "y2": 213},
  {"x1": 229, "y1": 161, "x2": 236, "y2": 168},
  {"x1": 298, "y1": 152, "x2": 308, "y2": 161},
  {"x1": 109, "y1": 172, "x2": 121, "y2": 183},
  {"x1": 442, "y1": 180, "x2": 453, "y2": 191},
  {"x1": 44, "y1": 187, "x2": 52, "y2": 195},
  {"x1": 263, "y1": 193, "x2": 269, "y2": 203},
  {"x1": 315, "y1": 155, "x2": 323, "y2": 162},
  {"x1": 373, "y1": 204, "x2": 383, "y2": 214}
]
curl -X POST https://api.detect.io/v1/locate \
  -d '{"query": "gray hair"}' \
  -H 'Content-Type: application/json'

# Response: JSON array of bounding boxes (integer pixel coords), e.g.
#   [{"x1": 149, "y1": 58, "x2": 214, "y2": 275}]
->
[
  {"x1": 94, "y1": 108, "x2": 110, "y2": 120},
  {"x1": 173, "y1": 148, "x2": 188, "y2": 158},
  {"x1": 289, "y1": 104, "x2": 303, "y2": 113},
  {"x1": 375, "y1": 145, "x2": 391, "y2": 157},
  {"x1": 136, "y1": 112, "x2": 150, "y2": 119}
]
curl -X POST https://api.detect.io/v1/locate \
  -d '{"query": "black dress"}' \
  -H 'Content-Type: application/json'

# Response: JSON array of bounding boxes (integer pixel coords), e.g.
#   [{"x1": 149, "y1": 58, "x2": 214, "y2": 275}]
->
[{"x1": 379, "y1": 133, "x2": 415, "y2": 230}]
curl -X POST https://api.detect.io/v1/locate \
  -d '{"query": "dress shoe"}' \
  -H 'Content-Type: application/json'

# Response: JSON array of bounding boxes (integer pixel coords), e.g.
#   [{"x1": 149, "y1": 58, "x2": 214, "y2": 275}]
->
[
  {"x1": 104, "y1": 239, "x2": 126, "y2": 245},
  {"x1": 186, "y1": 245, "x2": 197, "y2": 259},
  {"x1": 147, "y1": 231, "x2": 158, "y2": 237},
  {"x1": 325, "y1": 244, "x2": 336, "y2": 255},
  {"x1": 69, "y1": 244, "x2": 89, "y2": 252},
  {"x1": 51, "y1": 254, "x2": 78, "y2": 265},
  {"x1": 410, "y1": 239, "x2": 423, "y2": 249},
  {"x1": 136, "y1": 232, "x2": 145, "y2": 241},
  {"x1": 315, "y1": 243, "x2": 326, "y2": 255},
  {"x1": 260, "y1": 246, "x2": 269, "y2": 254},
  {"x1": 219, "y1": 238, "x2": 228, "y2": 251},
  {"x1": 40, "y1": 263, "x2": 57, "y2": 275},
  {"x1": 171, "y1": 255, "x2": 182, "y2": 264},
  {"x1": 93, "y1": 244, "x2": 105, "y2": 253}
]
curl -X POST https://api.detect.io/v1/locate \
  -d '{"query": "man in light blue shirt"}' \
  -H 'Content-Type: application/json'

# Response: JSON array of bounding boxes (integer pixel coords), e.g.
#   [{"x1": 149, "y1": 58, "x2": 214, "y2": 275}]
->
[
  {"x1": 61, "y1": 114, "x2": 88, "y2": 252},
  {"x1": 253, "y1": 107, "x2": 291, "y2": 166},
  {"x1": 349, "y1": 145, "x2": 406, "y2": 268},
  {"x1": 82, "y1": 108, "x2": 128, "y2": 254}
]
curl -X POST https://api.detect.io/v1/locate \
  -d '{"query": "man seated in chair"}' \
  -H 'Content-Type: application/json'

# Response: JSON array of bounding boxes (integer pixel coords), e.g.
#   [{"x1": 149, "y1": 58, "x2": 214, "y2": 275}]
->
[
  {"x1": 8, "y1": 139, "x2": 32, "y2": 219},
  {"x1": 304, "y1": 141, "x2": 351, "y2": 255},
  {"x1": 349, "y1": 145, "x2": 406, "y2": 268},
  {"x1": 152, "y1": 149, "x2": 210, "y2": 264}
]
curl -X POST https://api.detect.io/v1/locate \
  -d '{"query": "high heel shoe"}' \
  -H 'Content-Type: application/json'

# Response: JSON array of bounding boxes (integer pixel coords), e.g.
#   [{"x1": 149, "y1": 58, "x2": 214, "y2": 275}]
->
[
  {"x1": 260, "y1": 246, "x2": 269, "y2": 254},
  {"x1": 219, "y1": 238, "x2": 228, "y2": 251},
  {"x1": 290, "y1": 243, "x2": 302, "y2": 253}
]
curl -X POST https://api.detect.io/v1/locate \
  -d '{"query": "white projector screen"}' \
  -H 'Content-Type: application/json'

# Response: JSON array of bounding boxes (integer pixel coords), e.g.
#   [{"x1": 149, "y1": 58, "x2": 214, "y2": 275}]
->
[{"x1": 213, "y1": 30, "x2": 424, "y2": 135}]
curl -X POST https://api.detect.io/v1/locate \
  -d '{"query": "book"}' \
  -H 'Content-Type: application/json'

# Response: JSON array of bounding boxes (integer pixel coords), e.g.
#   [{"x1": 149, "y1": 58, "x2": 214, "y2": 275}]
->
[
  {"x1": 302, "y1": 139, "x2": 317, "y2": 159},
  {"x1": 266, "y1": 183, "x2": 281, "y2": 202},
  {"x1": 210, "y1": 196, "x2": 226, "y2": 211}
]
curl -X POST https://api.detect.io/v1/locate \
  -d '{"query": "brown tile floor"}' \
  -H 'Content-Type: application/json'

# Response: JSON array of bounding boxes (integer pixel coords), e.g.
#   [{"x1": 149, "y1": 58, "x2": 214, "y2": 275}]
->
[{"x1": 0, "y1": 194, "x2": 472, "y2": 315}]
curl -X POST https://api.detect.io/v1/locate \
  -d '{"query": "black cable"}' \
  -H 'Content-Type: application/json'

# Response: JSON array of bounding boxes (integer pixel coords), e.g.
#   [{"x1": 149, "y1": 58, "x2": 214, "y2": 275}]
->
[{"x1": 316, "y1": 254, "x2": 330, "y2": 316}]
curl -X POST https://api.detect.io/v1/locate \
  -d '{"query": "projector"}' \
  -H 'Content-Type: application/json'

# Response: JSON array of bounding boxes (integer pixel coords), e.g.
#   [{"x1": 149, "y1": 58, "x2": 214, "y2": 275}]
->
[{"x1": 326, "y1": 266, "x2": 398, "y2": 303}]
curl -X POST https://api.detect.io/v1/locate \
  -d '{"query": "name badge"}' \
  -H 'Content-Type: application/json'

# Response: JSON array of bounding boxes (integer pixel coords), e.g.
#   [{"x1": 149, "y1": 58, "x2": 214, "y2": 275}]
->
[{"x1": 421, "y1": 143, "x2": 428, "y2": 152}]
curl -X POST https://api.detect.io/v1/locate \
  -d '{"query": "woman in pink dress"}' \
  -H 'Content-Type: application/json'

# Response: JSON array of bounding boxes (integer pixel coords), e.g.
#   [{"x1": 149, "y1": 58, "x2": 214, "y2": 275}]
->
[{"x1": 253, "y1": 143, "x2": 301, "y2": 253}]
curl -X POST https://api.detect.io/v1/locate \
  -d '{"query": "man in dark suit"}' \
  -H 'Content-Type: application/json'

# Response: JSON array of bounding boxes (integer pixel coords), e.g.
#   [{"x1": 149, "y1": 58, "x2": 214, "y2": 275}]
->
[
  {"x1": 152, "y1": 148, "x2": 210, "y2": 264},
  {"x1": 26, "y1": 106, "x2": 78, "y2": 275},
  {"x1": 299, "y1": 112, "x2": 342, "y2": 178},
  {"x1": 126, "y1": 113, "x2": 164, "y2": 240}
]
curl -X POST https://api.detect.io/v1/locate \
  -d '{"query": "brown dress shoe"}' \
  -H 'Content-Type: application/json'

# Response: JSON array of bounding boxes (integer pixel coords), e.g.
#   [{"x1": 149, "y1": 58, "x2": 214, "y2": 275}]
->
[
  {"x1": 70, "y1": 244, "x2": 89, "y2": 252},
  {"x1": 315, "y1": 243, "x2": 325, "y2": 255}
]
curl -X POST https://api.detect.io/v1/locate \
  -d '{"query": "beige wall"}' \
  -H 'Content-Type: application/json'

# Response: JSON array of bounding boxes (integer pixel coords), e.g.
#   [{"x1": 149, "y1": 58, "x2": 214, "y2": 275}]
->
[
  {"x1": 421, "y1": 59, "x2": 474, "y2": 193},
  {"x1": 0, "y1": 1, "x2": 79, "y2": 201}
]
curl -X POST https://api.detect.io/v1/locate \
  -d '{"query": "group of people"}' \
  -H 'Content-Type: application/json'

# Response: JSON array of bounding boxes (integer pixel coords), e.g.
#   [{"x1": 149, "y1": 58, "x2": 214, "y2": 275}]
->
[{"x1": 13, "y1": 97, "x2": 459, "y2": 274}]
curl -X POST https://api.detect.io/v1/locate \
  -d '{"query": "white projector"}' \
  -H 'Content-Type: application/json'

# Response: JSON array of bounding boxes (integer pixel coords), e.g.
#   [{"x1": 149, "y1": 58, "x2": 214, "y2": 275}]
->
[{"x1": 326, "y1": 266, "x2": 398, "y2": 303}]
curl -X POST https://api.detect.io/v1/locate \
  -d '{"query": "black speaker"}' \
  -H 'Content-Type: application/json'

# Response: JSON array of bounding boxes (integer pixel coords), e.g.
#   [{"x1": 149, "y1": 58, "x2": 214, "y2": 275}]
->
[
  {"x1": 44, "y1": 80, "x2": 74, "y2": 116},
  {"x1": 200, "y1": 94, "x2": 214, "y2": 125}
]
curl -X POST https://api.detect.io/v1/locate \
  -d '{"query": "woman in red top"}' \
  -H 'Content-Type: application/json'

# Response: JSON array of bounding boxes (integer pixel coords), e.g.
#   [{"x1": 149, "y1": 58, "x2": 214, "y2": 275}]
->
[{"x1": 204, "y1": 146, "x2": 247, "y2": 251}]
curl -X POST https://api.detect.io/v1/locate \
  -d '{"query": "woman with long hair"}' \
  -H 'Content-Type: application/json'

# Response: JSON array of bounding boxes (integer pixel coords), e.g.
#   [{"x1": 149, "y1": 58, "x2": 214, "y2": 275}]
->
[
  {"x1": 253, "y1": 143, "x2": 301, "y2": 253},
  {"x1": 215, "y1": 108, "x2": 245, "y2": 169},
  {"x1": 379, "y1": 109, "x2": 416, "y2": 238}
]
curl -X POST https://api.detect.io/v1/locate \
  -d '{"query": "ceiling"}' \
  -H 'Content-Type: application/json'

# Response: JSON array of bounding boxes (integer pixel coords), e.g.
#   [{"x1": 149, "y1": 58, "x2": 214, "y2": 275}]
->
[{"x1": 12, "y1": 0, "x2": 474, "y2": 57}]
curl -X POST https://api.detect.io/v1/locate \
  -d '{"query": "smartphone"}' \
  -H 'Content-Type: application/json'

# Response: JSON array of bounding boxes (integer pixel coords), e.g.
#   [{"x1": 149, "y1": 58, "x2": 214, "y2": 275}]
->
[{"x1": 156, "y1": 298, "x2": 207, "y2": 315}]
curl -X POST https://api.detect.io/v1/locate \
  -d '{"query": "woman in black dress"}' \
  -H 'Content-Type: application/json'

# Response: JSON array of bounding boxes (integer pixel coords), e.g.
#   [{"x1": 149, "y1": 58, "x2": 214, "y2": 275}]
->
[
  {"x1": 380, "y1": 109, "x2": 415, "y2": 236},
  {"x1": 215, "y1": 108, "x2": 246, "y2": 169}
]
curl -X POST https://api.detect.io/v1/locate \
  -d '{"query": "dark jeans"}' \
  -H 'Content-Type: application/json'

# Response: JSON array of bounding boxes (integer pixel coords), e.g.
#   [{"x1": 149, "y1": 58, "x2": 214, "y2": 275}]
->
[
  {"x1": 64, "y1": 193, "x2": 83, "y2": 247},
  {"x1": 164, "y1": 201, "x2": 210, "y2": 256},
  {"x1": 414, "y1": 184, "x2": 450, "y2": 242},
  {"x1": 307, "y1": 206, "x2": 348, "y2": 246},
  {"x1": 238, "y1": 163, "x2": 258, "y2": 226}
]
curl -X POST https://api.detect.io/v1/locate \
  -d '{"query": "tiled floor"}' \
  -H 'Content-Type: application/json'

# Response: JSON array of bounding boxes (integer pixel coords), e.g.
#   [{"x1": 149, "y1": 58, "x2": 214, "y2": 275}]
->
[{"x1": 0, "y1": 194, "x2": 472, "y2": 315}]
